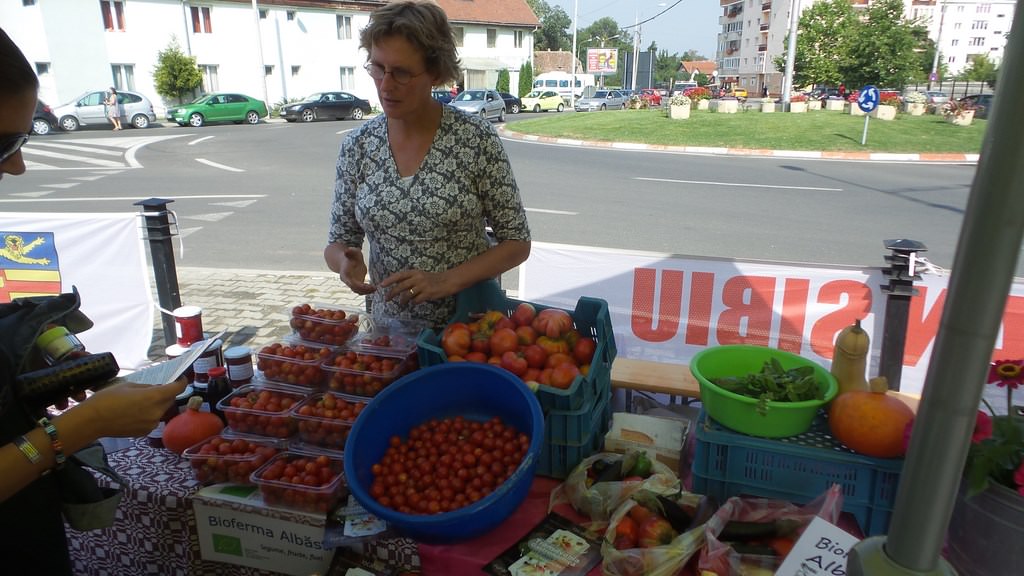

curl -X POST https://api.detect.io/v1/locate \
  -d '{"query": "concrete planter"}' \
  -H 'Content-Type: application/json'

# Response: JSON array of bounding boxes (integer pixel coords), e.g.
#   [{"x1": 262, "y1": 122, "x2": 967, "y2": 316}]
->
[
  {"x1": 696, "y1": 99, "x2": 710, "y2": 111},
  {"x1": 849, "y1": 104, "x2": 866, "y2": 116},
  {"x1": 824, "y1": 99, "x2": 845, "y2": 111},
  {"x1": 789, "y1": 101, "x2": 808, "y2": 113},
  {"x1": 711, "y1": 99, "x2": 739, "y2": 114},
  {"x1": 669, "y1": 104, "x2": 691, "y2": 120},
  {"x1": 807, "y1": 100, "x2": 821, "y2": 111},
  {"x1": 760, "y1": 101, "x2": 777, "y2": 113},
  {"x1": 945, "y1": 110, "x2": 975, "y2": 126},
  {"x1": 871, "y1": 104, "x2": 896, "y2": 121},
  {"x1": 904, "y1": 102, "x2": 926, "y2": 116}
]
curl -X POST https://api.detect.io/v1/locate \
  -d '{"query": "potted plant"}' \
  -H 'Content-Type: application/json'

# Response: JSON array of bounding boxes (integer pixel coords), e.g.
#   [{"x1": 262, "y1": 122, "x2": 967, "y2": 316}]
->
[
  {"x1": 711, "y1": 94, "x2": 739, "y2": 114},
  {"x1": 848, "y1": 93, "x2": 866, "y2": 116},
  {"x1": 903, "y1": 91, "x2": 927, "y2": 116},
  {"x1": 824, "y1": 95, "x2": 845, "y2": 111},
  {"x1": 941, "y1": 359, "x2": 1024, "y2": 575},
  {"x1": 628, "y1": 94, "x2": 647, "y2": 110},
  {"x1": 759, "y1": 97, "x2": 776, "y2": 113},
  {"x1": 871, "y1": 94, "x2": 900, "y2": 121},
  {"x1": 668, "y1": 93, "x2": 691, "y2": 120},
  {"x1": 942, "y1": 99, "x2": 976, "y2": 126},
  {"x1": 686, "y1": 87, "x2": 712, "y2": 110},
  {"x1": 789, "y1": 93, "x2": 809, "y2": 113}
]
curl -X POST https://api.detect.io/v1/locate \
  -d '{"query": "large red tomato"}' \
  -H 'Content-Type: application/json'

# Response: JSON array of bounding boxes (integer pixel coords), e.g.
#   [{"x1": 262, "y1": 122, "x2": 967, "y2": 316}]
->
[
  {"x1": 549, "y1": 362, "x2": 580, "y2": 389},
  {"x1": 536, "y1": 336, "x2": 569, "y2": 357},
  {"x1": 511, "y1": 302, "x2": 537, "y2": 328},
  {"x1": 638, "y1": 516, "x2": 676, "y2": 548},
  {"x1": 532, "y1": 308, "x2": 573, "y2": 338},
  {"x1": 500, "y1": 351, "x2": 528, "y2": 377},
  {"x1": 522, "y1": 344, "x2": 548, "y2": 369},
  {"x1": 515, "y1": 325, "x2": 538, "y2": 346},
  {"x1": 489, "y1": 328, "x2": 519, "y2": 357},
  {"x1": 441, "y1": 322, "x2": 471, "y2": 357},
  {"x1": 573, "y1": 337, "x2": 597, "y2": 365}
]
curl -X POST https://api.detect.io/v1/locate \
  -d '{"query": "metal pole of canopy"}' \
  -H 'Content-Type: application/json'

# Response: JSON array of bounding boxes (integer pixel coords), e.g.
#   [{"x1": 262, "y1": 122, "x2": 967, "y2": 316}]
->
[{"x1": 847, "y1": 5, "x2": 1024, "y2": 575}]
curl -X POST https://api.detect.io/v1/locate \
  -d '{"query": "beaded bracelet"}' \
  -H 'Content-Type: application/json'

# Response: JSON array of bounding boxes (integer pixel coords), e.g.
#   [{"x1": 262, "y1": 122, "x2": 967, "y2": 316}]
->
[
  {"x1": 37, "y1": 416, "x2": 66, "y2": 470},
  {"x1": 14, "y1": 435, "x2": 41, "y2": 464}
]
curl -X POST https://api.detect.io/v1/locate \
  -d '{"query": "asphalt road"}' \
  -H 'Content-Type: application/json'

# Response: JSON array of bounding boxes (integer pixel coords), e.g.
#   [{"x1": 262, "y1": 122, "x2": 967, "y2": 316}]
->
[{"x1": 3, "y1": 114, "x2": 992, "y2": 282}]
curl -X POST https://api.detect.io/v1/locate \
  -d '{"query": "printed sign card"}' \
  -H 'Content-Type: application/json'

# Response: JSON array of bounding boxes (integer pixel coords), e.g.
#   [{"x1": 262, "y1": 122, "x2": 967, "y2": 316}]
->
[
  {"x1": 775, "y1": 516, "x2": 861, "y2": 576},
  {"x1": 485, "y1": 512, "x2": 602, "y2": 576}
]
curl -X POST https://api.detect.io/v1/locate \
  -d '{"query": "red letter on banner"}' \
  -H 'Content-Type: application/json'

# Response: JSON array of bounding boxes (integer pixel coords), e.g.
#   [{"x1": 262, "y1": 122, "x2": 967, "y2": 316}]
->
[
  {"x1": 904, "y1": 286, "x2": 945, "y2": 366},
  {"x1": 810, "y1": 280, "x2": 873, "y2": 358},
  {"x1": 716, "y1": 276, "x2": 775, "y2": 346},
  {"x1": 685, "y1": 271, "x2": 715, "y2": 346},
  {"x1": 779, "y1": 277, "x2": 811, "y2": 354},
  {"x1": 993, "y1": 295, "x2": 1024, "y2": 359},
  {"x1": 631, "y1": 268, "x2": 683, "y2": 342}
]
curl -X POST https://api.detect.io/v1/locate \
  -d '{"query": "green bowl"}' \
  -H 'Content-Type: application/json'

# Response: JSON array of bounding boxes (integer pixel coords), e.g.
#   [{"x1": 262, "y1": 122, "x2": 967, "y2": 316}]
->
[{"x1": 690, "y1": 345, "x2": 837, "y2": 438}]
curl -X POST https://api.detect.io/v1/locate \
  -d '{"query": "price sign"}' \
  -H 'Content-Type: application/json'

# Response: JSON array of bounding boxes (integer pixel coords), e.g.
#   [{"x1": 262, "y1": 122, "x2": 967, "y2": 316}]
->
[
  {"x1": 857, "y1": 85, "x2": 880, "y2": 113},
  {"x1": 775, "y1": 516, "x2": 860, "y2": 576}
]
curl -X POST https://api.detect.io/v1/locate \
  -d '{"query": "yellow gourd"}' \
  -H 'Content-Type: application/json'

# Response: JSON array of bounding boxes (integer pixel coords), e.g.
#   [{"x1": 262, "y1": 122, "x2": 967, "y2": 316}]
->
[{"x1": 830, "y1": 319, "x2": 870, "y2": 395}]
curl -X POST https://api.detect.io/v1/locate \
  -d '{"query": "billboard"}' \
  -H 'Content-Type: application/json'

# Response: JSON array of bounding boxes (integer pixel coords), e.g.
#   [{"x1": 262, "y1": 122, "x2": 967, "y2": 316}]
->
[{"x1": 586, "y1": 48, "x2": 618, "y2": 75}]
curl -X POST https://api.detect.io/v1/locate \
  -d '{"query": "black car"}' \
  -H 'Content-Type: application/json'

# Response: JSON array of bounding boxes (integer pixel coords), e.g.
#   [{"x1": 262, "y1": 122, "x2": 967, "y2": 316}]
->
[
  {"x1": 498, "y1": 92, "x2": 523, "y2": 114},
  {"x1": 959, "y1": 94, "x2": 994, "y2": 119},
  {"x1": 279, "y1": 92, "x2": 371, "y2": 122},
  {"x1": 432, "y1": 89, "x2": 453, "y2": 104},
  {"x1": 33, "y1": 100, "x2": 58, "y2": 135}
]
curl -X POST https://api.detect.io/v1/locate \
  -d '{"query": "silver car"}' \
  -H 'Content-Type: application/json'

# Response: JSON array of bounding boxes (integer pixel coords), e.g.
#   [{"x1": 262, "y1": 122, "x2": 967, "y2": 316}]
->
[
  {"x1": 574, "y1": 90, "x2": 628, "y2": 112},
  {"x1": 53, "y1": 89, "x2": 156, "y2": 131},
  {"x1": 450, "y1": 89, "x2": 506, "y2": 122}
]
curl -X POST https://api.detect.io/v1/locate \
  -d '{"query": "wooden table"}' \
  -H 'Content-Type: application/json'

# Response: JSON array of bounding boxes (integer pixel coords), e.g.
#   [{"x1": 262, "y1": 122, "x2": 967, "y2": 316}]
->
[{"x1": 611, "y1": 358, "x2": 701, "y2": 410}]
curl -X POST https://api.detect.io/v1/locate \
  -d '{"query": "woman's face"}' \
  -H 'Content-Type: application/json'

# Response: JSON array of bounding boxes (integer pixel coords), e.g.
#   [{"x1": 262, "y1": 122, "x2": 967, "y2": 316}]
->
[
  {"x1": 368, "y1": 35, "x2": 437, "y2": 121},
  {"x1": 0, "y1": 89, "x2": 35, "y2": 182}
]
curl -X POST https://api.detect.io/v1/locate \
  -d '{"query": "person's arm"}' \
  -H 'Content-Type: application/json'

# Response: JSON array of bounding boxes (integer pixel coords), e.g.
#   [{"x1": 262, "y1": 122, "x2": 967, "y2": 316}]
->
[
  {"x1": 323, "y1": 242, "x2": 374, "y2": 295},
  {"x1": 0, "y1": 376, "x2": 187, "y2": 503},
  {"x1": 324, "y1": 133, "x2": 374, "y2": 294}
]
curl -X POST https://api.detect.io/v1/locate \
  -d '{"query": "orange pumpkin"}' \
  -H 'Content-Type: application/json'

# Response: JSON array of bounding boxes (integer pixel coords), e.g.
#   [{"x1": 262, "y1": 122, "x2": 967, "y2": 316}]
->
[
  {"x1": 163, "y1": 396, "x2": 225, "y2": 454},
  {"x1": 828, "y1": 376, "x2": 914, "y2": 458}
]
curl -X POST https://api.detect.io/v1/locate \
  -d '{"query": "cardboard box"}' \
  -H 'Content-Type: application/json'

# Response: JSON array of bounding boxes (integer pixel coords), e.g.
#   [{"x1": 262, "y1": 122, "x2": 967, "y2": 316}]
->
[
  {"x1": 603, "y1": 412, "x2": 689, "y2": 472},
  {"x1": 191, "y1": 483, "x2": 333, "y2": 576}
]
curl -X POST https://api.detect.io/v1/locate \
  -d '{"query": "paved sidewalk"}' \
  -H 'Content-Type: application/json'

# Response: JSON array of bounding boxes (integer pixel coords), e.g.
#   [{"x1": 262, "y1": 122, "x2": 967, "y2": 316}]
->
[{"x1": 147, "y1": 266, "x2": 364, "y2": 359}]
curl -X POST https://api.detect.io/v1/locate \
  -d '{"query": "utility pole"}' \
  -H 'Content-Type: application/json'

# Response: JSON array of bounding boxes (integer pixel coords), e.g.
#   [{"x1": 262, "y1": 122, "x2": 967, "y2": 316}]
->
[
  {"x1": 929, "y1": 1, "x2": 946, "y2": 90},
  {"x1": 631, "y1": 12, "x2": 640, "y2": 92},
  {"x1": 570, "y1": 0, "x2": 579, "y2": 108},
  {"x1": 251, "y1": 0, "x2": 269, "y2": 108},
  {"x1": 780, "y1": 0, "x2": 801, "y2": 108}
]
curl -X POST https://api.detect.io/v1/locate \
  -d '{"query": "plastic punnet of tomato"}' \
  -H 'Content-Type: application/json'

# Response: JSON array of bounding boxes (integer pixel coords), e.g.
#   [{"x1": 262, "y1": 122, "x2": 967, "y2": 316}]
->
[
  {"x1": 291, "y1": 391, "x2": 367, "y2": 451},
  {"x1": 256, "y1": 338, "x2": 331, "y2": 388},
  {"x1": 217, "y1": 383, "x2": 307, "y2": 438},
  {"x1": 288, "y1": 302, "x2": 365, "y2": 347},
  {"x1": 251, "y1": 450, "x2": 346, "y2": 514},
  {"x1": 182, "y1": 433, "x2": 284, "y2": 485},
  {"x1": 321, "y1": 348, "x2": 410, "y2": 398}
]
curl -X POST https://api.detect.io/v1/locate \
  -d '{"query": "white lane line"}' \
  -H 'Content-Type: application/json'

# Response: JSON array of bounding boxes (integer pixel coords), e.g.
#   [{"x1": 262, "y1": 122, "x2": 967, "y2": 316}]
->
[
  {"x1": 71, "y1": 175, "x2": 109, "y2": 181},
  {"x1": 635, "y1": 176, "x2": 842, "y2": 192},
  {"x1": 41, "y1": 183, "x2": 80, "y2": 189},
  {"x1": 189, "y1": 136, "x2": 215, "y2": 146},
  {"x1": 196, "y1": 158, "x2": 244, "y2": 172},
  {"x1": 336, "y1": 129, "x2": 355, "y2": 135},
  {"x1": 212, "y1": 200, "x2": 260, "y2": 208},
  {"x1": 185, "y1": 212, "x2": 234, "y2": 222},
  {"x1": 25, "y1": 142, "x2": 124, "y2": 156},
  {"x1": 0, "y1": 194, "x2": 266, "y2": 203},
  {"x1": 21, "y1": 147, "x2": 125, "y2": 167},
  {"x1": 526, "y1": 207, "x2": 578, "y2": 215},
  {"x1": 11, "y1": 191, "x2": 54, "y2": 198}
]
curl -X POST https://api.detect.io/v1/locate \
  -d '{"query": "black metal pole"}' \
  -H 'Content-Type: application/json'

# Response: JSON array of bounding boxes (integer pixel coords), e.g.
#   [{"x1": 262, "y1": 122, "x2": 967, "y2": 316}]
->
[
  {"x1": 878, "y1": 239, "x2": 926, "y2": 391},
  {"x1": 134, "y1": 198, "x2": 181, "y2": 349}
]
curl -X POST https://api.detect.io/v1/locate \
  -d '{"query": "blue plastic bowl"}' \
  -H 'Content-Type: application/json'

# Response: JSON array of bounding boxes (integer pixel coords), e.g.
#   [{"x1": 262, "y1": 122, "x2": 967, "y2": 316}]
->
[{"x1": 343, "y1": 362, "x2": 544, "y2": 543}]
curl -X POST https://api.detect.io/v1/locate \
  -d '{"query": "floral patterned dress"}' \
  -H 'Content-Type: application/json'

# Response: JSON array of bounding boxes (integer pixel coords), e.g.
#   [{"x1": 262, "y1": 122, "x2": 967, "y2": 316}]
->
[{"x1": 329, "y1": 105, "x2": 530, "y2": 329}]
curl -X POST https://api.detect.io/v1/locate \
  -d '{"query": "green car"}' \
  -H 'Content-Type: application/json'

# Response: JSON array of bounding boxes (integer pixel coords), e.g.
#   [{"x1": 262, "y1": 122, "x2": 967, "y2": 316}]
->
[{"x1": 167, "y1": 92, "x2": 268, "y2": 127}]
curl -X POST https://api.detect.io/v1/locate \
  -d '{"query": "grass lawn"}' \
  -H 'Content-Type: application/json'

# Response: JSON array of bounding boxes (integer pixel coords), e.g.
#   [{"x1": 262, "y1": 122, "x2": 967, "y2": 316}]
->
[{"x1": 503, "y1": 107, "x2": 986, "y2": 154}]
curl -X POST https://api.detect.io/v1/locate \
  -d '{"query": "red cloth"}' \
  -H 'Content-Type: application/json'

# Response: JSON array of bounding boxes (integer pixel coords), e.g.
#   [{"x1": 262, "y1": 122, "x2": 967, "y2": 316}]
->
[{"x1": 417, "y1": 476, "x2": 603, "y2": 575}]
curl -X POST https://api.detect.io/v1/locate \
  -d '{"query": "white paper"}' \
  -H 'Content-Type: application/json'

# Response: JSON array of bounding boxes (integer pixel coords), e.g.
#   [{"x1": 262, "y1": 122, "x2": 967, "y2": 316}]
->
[{"x1": 775, "y1": 516, "x2": 860, "y2": 576}]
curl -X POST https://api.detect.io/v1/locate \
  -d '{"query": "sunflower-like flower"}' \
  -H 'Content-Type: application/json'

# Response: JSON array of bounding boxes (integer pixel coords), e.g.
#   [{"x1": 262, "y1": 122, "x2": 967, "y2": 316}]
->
[{"x1": 988, "y1": 359, "x2": 1024, "y2": 389}]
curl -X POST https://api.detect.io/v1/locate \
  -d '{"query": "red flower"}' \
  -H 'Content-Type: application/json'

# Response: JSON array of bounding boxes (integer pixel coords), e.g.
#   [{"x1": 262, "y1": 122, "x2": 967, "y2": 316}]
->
[
  {"x1": 988, "y1": 360, "x2": 1024, "y2": 389},
  {"x1": 972, "y1": 411, "x2": 993, "y2": 443},
  {"x1": 1015, "y1": 462, "x2": 1024, "y2": 497}
]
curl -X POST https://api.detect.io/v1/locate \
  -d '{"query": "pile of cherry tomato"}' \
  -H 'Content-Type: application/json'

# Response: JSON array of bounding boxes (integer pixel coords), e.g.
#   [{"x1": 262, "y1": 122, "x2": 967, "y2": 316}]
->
[
  {"x1": 257, "y1": 342, "x2": 330, "y2": 387},
  {"x1": 369, "y1": 415, "x2": 530, "y2": 515},
  {"x1": 186, "y1": 435, "x2": 280, "y2": 485},
  {"x1": 254, "y1": 453, "x2": 344, "y2": 513},
  {"x1": 323, "y1": 349, "x2": 408, "y2": 397},
  {"x1": 293, "y1": 392, "x2": 367, "y2": 450},
  {"x1": 290, "y1": 304, "x2": 362, "y2": 346},
  {"x1": 223, "y1": 386, "x2": 304, "y2": 438}
]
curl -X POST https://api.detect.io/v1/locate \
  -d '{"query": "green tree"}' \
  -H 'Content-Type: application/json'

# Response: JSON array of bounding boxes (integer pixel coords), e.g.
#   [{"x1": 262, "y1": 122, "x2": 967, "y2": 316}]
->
[
  {"x1": 773, "y1": 0, "x2": 857, "y2": 87},
  {"x1": 518, "y1": 61, "x2": 534, "y2": 97},
  {"x1": 526, "y1": 0, "x2": 571, "y2": 51},
  {"x1": 679, "y1": 49, "x2": 707, "y2": 62},
  {"x1": 839, "y1": 0, "x2": 919, "y2": 88},
  {"x1": 959, "y1": 53, "x2": 998, "y2": 84},
  {"x1": 654, "y1": 49, "x2": 681, "y2": 87},
  {"x1": 153, "y1": 37, "x2": 203, "y2": 104},
  {"x1": 907, "y1": 24, "x2": 948, "y2": 83},
  {"x1": 578, "y1": 17, "x2": 630, "y2": 87},
  {"x1": 496, "y1": 69, "x2": 510, "y2": 93}
]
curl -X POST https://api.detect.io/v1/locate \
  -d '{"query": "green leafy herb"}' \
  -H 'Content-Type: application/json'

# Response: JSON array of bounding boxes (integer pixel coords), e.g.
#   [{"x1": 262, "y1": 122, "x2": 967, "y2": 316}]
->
[{"x1": 711, "y1": 358, "x2": 822, "y2": 415}]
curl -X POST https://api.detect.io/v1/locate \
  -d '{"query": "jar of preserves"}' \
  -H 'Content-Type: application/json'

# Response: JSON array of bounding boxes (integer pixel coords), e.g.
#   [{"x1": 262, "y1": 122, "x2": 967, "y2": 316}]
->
[
  {"x1": 224, "y1": 346, "x2": 254, "y2": 387},
  {"x1": 191, "y1": 338, "x2": 223, "y2": 385}
]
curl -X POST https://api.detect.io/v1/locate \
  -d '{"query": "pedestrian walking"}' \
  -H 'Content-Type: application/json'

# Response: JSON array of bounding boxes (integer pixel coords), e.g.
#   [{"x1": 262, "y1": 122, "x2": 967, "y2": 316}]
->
[{"x1": 104, "y1": 87, "x2": 122, "y2": 130}]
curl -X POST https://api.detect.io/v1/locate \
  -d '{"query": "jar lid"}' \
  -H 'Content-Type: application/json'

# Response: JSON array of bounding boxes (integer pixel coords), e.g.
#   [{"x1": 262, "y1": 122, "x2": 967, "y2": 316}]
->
[
  {"x1": 36, "y1": 326, "x2": 71, "y2": 349},
  {"x1": 224, "y1": 346, "x2": 252, "y2": 359},
  {"x1": 208, "y1": 366, "x2": 227, "y2": 378}
]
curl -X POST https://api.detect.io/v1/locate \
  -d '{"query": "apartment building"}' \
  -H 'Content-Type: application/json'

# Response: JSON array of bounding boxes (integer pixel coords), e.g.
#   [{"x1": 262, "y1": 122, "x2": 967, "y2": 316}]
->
[
  {"x1": 2, "y1": 0, "x2": 539, "y2": 114},
  {"x1": 716, "y1": 0, "x2": 1015, "y2": 95}
]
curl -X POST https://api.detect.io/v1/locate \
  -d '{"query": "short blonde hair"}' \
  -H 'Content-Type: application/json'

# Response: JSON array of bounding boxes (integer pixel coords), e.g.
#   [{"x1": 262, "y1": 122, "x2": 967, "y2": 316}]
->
[{"x1": 359, "y1": 1, "x2": 461, "y2": 87}]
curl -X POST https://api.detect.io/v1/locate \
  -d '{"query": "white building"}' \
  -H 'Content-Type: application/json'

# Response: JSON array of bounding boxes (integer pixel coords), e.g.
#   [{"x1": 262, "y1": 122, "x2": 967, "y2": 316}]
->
[
  {"x1": 2, "y1": 0, "x2": 539, "y2": 114},
  {"x1": 715, "y1": 0, "x2": 1016, "y2": 95}
]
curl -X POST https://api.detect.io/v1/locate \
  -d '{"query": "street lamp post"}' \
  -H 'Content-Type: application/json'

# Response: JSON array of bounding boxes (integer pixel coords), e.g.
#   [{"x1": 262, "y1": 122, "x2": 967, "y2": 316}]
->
[{"x1": 584, "y1": 34, "x2": 620, "y2": 89}]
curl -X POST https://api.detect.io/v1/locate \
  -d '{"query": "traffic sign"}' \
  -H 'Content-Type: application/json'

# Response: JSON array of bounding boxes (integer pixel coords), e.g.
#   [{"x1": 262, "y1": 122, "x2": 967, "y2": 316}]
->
[
  {"x1": 858, "y1": 85, "x2": 880, "y2": 113},
  {"x1": 929, "y1": 72, "x2": 939, "y2": 82}
]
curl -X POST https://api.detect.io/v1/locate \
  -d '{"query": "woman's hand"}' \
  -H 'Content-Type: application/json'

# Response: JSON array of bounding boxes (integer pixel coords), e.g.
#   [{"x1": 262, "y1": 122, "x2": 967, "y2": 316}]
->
[
  {"x1": 379, "y1": 269, "x2": 451, "y2": 305},
  {"x1": 337, "y1": 246, "x2": 375, "y2": 295},
  {"x1": 75, "y1": 376, "x2": 188, "y2": 439}
]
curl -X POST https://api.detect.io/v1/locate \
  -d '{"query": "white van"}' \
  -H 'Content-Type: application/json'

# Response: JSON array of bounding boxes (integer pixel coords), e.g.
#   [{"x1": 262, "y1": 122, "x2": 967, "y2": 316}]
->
[
  {"x1": 672, "y1": 81, "x2": 698, "y2": 96},
  {"x1": 532, "y1": 72, "x2": 596, "y2": 102}
]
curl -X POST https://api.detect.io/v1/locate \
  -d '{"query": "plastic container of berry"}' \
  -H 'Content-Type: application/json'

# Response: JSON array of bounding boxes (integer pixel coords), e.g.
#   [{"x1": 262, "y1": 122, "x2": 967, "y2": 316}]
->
[
  {"x1": 217, "y1": 382, "x2": 308, "y2": 439},
  {"x1": 291, "y1": 391, "x2": 369, "y2": 452},
  {"x1": 255, "y1": 338, "x2": 332, "y2": 389},
  {"x1": 320, "y1": 347, "x2": 412, "y2": 398},
  {"x1": 250, "y1": 449, "x2": 346, "y2": 514},
  {"x1": 182, "y1": 432, "x2": 286, "y2": 485},
  {"x1": 288, "y1": 303, "x2": 367, "y2": 347}
]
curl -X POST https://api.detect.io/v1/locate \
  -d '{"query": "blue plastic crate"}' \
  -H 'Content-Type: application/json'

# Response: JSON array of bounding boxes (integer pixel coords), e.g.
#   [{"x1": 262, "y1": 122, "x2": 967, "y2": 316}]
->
[
  {"x1": 417, "y1": 279, "x2": 616, "y2": 413},
  {"x1": 544, "y1": 378, "x2": 611, "y2": 446},
  {"x1": 692, "y1": 411, "x2": 903, "y2": 536},
  {"x1": 535, "y1": 386, "x2": 613, "y2": 479}
]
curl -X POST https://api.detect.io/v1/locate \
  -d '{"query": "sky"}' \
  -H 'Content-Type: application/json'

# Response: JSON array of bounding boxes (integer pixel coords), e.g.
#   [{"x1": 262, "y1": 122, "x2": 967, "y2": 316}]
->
[{"x1": 547, "y1": 0, "x2": 721, "y2": 60}]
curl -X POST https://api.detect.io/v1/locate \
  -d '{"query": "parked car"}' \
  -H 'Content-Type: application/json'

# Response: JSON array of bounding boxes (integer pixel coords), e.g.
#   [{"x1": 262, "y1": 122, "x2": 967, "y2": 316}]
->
[
  {"x1": 53, "y1": 89, "x2": 156, "y2": 131},
  {"x1": 167, "y1": 93, "x2": 268, "y2": 127},
  {"x1": 521, "y1": 90, "x2": 564, "y2": 113},
  {"x1": 574, "y1": 90, "x2": 628, "y2": 112},
  {"x1": 431, "y1": 89, "x2": 453, "y2": 104},
  {"x1": 33, "y1": 100, "x2": 58, "y2": 135},
  {"x1": 279, "y1": 92, "x2": 371, "y2": 122},
  {"x1": 924, "y1": 91, "x2": 950, "y2": 106},
  {"x1": 808, "y1": 87, "x2": 842, "y2": 101},
  {"x1": 449, "y1": 89, "x2": 506, "y2": 122},
  {"x1": 729, "y1": 88, "x2": 748, "y2": 99},
  {"x1": 639, "y1": 88, "x2": 662, "y2": 106},
  {"x1": 958, "y1": 94, "x2": 994, "y2": 119},
  {"x1": 498, "y1": 92, "x2": 523, "y2": 114}
]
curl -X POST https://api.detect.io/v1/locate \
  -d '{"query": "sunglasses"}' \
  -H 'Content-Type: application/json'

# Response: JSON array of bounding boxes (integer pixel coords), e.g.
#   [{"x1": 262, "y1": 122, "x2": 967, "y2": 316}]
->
[
  {"x1": 1, "y1": 133, "x2": 30, "y2": 164},
  {"x1": 363, "y1": 62, "x2": 427, "y2": 86}
]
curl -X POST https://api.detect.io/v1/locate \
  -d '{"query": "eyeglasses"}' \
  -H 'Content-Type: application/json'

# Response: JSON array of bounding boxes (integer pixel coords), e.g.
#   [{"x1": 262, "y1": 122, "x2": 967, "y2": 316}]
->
[
  {"x1": 363, "y1": 62, "x2": 427, "y2": 85},
  {"x1": 0, "y1": 133, "x2": 30, "y2": 164}
]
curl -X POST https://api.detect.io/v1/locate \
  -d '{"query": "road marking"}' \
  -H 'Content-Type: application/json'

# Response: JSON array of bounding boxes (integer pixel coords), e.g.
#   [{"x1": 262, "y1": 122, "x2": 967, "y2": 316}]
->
[
  {"x1": 10, "y1": 191, "x2": 53, "y2": 198},
  {"x1": 189, "y1": 136, "x2": 215, "y2": 146},
  {"x1": 27, "y1": 142, "x2": 124, "y2": 156},
  {"x1": 184, "y1": 212, "x2": 234, "y2": 222},
  {"x1": 336, "y1": 129, "x2": 354, "y2": 135},
  {"x1": 525, "y1": 207, "x2": 577, "y2": 215},
  {"x1": 0, "y1": 194, "x2": 266, "y2": 203},
  {"x1": 70, "y1": 175, "x2": 109, "y2": 181},
  {"x1": 212, "y1": 200, "x2": 260, "y2": 208},
  {"x1": 41, "y1": 183, "x2": 80, "y2": 189},
  {"x1": 635, "y1": 177, "x2": 842, "y2": 192},
  {"x1": 177, "y1": 226, "x2": 202, "y2": 239},
  {"x1": 21, "y1": 147, "x2": 126, "y2": 167},
  {"x1": 196, "y1": 158, "x2": 244, "y2": 172}
]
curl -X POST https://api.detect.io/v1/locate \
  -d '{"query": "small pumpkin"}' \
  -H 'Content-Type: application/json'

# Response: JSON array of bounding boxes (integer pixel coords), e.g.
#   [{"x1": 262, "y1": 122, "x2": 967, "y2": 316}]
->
[
  {"x1": 828, "y1": 376, "x2": 914, "y2": 458},
  {"x1": 163, "y1": 396, "x2": 225, "y2": 454}
]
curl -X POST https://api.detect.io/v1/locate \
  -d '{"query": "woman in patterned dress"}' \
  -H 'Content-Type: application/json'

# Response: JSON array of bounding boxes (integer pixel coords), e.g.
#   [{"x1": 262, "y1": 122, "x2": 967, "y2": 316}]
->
[{"x1": 324, "y1": 0, "x2": 531, "y2": 330}]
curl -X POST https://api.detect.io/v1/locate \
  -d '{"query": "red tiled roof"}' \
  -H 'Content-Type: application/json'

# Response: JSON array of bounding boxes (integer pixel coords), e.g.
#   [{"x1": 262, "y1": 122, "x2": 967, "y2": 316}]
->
[
  {"x1": 533, "y1": 51, "x2": 577, "y2": 74},
  {"x1": 433, "y1": 0, "x2": 540, "y2": 27},
  {"x1": 679, "y1": 60, "x2": 717, "y2": 76}
]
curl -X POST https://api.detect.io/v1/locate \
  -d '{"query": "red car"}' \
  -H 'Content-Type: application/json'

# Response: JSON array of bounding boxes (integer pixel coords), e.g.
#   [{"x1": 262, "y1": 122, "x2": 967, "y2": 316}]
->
[{"x1": 639, "y1": 88, "x2": 662, "y2": 106}]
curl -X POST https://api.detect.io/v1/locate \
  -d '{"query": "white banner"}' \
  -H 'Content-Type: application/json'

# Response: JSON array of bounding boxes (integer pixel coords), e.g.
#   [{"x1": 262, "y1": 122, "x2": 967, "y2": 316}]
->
[
  {"x1": 519, "y1": 242, "x2": 1024, "y2": 397},
  {"x1": 1, "y1": 212, "x2": 153, "y2": 369}
]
